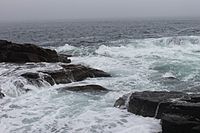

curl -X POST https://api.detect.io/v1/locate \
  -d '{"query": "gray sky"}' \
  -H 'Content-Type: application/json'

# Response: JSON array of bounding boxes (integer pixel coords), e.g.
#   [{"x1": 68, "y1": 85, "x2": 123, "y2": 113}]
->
[{"x1": 0, "y1": 0, "x2": 200, "y2": 22}]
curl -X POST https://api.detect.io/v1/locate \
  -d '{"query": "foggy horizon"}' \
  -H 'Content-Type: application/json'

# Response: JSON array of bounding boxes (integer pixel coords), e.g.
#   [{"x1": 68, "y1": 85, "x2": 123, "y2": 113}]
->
[{"x1": 0, "y1": 0, "x2": 200, "y2": 22}]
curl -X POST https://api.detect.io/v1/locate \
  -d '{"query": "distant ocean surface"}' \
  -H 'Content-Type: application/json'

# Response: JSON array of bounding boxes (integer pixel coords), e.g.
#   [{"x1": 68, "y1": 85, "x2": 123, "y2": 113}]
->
[{"x1": 1, "y1": 19, "x2": 200, "y2": 133}]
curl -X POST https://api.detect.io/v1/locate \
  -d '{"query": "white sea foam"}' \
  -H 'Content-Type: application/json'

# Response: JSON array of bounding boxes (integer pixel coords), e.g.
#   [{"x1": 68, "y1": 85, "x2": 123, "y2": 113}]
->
[
  {"x1": 162, "y1": 72, "x2": 176, "y2": 78},
  {"x1": 1, "y1": 36, "x2": 200, "y2": 133},
  {"x1": 55, "y1": 43, "x2": 77, "y2": 53}
]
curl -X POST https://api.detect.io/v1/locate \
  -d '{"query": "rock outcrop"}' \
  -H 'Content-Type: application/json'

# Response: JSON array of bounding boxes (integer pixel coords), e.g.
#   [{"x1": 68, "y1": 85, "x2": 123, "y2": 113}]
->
[
  {"x1": 21, "y1": 64, "x2": 111, "y2": 86},
  {"x1": 58, "y1": 85, "x2": 109, "y2": 92},
  {"x1": 127, "y1": 91, "x2": 190, "y2": 118},
  {"x1": 0, "y1": 40, "x2": 111, "y2": 99},
  {"x1": 0, "y1": 40, "x2": 71, "y2": 63},
  {"x1": 115, "y1": 91, "x2": 200, "y2": 133}
]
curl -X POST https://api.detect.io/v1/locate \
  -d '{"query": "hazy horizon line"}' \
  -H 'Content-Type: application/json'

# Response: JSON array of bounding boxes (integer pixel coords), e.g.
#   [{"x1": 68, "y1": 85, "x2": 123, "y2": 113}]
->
[{"x1": 1, "y1": 16, "x2": 200, "y2": 24}]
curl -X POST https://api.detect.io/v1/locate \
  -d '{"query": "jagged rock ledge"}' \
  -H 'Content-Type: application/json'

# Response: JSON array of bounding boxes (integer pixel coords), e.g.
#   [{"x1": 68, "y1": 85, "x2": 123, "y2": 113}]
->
[
  {"x1": 21, "y1": 64, "x2": 111, "y2": 86},
  {"x1": 114, "y1": 91, "x2": 200, "y2": 133},
  {"x1": 58, "y1": 85, "x2": 109, "y2": 92},
  {"x1": 0, "y1": 40, "x2": 71, "y2": 63}
]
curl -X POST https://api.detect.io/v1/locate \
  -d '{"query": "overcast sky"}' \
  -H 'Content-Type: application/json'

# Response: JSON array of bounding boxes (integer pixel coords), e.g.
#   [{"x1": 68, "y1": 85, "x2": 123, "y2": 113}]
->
[{"x1": 0, "y1": 0, "x2": 200, "y2": 22}]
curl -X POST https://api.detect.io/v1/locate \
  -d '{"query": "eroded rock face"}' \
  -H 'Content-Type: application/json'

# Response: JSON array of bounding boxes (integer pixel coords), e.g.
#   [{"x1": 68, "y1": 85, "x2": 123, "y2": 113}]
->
[
  {"x1": 115, "y1": 91, "x2": 200, "y2": 133},
  {"x1": 58, "y1": 85, "x2": 109, "y2": 92},
  {"x1": 0, "y1": 40, "x2": 71, "y2": 63}
]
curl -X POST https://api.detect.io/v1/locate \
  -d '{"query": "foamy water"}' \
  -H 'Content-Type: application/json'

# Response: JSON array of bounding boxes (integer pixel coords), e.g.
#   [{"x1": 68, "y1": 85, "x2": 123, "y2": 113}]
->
[{"x1": 1, "y1": 36, "x2": 200, "y2": 133}]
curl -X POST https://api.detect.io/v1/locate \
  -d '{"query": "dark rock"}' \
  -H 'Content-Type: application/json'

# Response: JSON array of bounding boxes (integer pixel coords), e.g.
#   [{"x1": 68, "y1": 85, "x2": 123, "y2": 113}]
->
[
  {"x1": 167, "y1": 102, "x2": 200, "y2": 120},
  {"x1": 43, "y1": 74, "x2": 55, "y2": 86},
  {"x1": 58, "y1": 85, "x2": 108, "y2": 92},
  {"x1": 41, "y1": 64, "x2": 111, "y2": 84},
  {"x1": 61, "y1": 64, "x2": 111, "y2": 81},
  {"x1": 0, "y1": 91, "x2": 5, "y2": 98},
  {"x1": 191, "y1": 126, "x2": 200, "y2": 133},
  {"x1": 21, "y1": 65, "x2": 111, "y2": 86},
  {"x1": 161, "y1": 114, "x2": 200, "y2": 133},
  {"x1": 41, "y1": 69, "x2": 71, "y2": 84},
  {"x1": 0, "y1": 40, "x2": 70, "y2": 63},
  {"x1": 21, "y1": 72, "x2": 40, "y2": 79},
  {"x1": 21, "y1": 72, "x2": 55, "y2": 86},
  {"x1": 114, "y1": 97, "x2": 126, "y2": 108},
  {"x1": 114, "y1": 93, "x2": 131, "y2": 109},
  {"x1": 189, "y1": 95, "x2": 200, "y2": 103},
  {"x1": 115, "y1": 91, "x2": 200, "y2": 133},
  {"x1": 58, "y1": 54, "x2": 71, "y2": 63},
  {"x1": 60, "y1": 54, "x2": 72, "y2": 57},
  {"x1": 21, "y1": 72, "x2": 42, "y2": 86},
  {"x1": 127, "y1": 91, "x2": 188, "y2": 118}
]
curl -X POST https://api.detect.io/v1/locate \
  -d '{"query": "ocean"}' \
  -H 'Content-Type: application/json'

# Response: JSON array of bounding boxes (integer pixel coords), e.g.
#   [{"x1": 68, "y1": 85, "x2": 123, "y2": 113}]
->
[{"x1": 1, "y1": 19, "x2": 200, "y2": 133}]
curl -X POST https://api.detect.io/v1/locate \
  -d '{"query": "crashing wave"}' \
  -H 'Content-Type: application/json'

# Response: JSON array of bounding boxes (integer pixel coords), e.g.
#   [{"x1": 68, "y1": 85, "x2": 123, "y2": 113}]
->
[{"x1": 152, "y1": 36, "x2": 200, "y2": 46}]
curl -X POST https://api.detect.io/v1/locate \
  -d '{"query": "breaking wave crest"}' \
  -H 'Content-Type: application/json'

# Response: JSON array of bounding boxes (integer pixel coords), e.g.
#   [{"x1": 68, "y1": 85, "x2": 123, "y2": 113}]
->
[{"x1": 55, "y1": 36, "x2": 200, "y2": 56}]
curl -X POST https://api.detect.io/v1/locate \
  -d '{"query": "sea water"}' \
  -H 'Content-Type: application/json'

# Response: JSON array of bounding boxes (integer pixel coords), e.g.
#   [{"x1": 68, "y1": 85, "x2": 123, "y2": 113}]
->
[{"x1": 1, "y1": 20, "x2": 200, "y2": 133}]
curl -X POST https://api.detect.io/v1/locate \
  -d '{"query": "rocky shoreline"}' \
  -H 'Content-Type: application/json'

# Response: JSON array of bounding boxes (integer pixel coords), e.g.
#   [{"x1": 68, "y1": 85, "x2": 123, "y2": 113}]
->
[
  {"x1": 0, "y1": 40, "x2": 111, "y2": 97},
  {"x1": 1, "y1": 40, "x2": 200, "y2": 132}
]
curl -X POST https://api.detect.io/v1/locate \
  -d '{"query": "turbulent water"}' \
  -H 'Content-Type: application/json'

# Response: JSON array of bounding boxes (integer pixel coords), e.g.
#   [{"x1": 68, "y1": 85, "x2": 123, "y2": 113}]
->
[{"x1": 1, "y1": 20, "x2": 200, "y2": 133}]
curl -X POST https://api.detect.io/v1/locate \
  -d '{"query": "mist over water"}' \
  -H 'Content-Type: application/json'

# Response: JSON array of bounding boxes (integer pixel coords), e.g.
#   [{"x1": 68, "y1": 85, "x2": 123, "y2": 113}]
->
[
  {"x1": 1, "y1": 0, "x2": 200, "y2": 22},
  {"x1": 1, "y1": 20, "x2": 200, "y2": 132}
]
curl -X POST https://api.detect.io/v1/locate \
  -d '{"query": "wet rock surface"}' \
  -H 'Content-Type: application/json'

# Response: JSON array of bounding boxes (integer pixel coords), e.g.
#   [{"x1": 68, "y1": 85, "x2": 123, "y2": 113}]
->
[
  {"x1": 161, "y1": 114, "x2": 200, "y2": 133},
  {"x1": 0, "y1": 40, "x2": 71, "y2": 63},
  {"x1": 58, "y1": 85, "x2": 109, "y2": 92},
  {"x1": 60, "y1": 64, "x2": 111, "y2": 81},
  {"x1": 0, "y1": 90, "x2": 5, "y2": 99},
  {"x1": 115, "y1": 91, "x2": 200, "y2": 133},
  {"x1": 41, "y1": 69, "x2": 71, "y2": 84},
  {"x1": 21, "y1": 72, "x2": 40, "y2": 79},
  {"x1": 20, "y1": 64, "x2": 111, "y2": 88},
  {"x1": 127, "y1": 91, "x2": 189, "y2": 118},
  {"x1": 114, "y1": 93, "x2": 131, "y2": 109},
  {"x1": 58, "y1": 54, "x2": 72, "y2": 63},
  {"x1": 21, "y1": 72, "x2": 55, "y2": 86}
]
